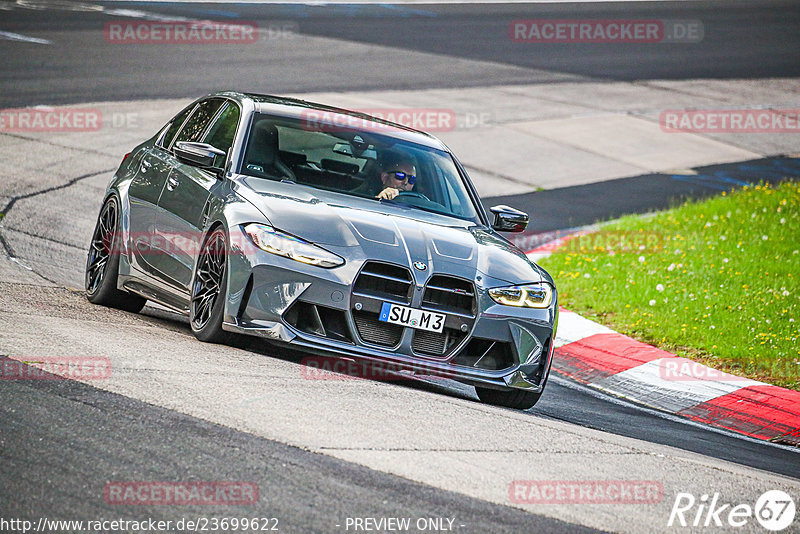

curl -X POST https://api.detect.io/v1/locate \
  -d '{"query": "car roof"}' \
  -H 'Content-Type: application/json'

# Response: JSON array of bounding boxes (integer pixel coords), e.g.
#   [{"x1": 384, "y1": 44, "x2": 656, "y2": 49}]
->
[{"x1": 208, "y1": 91, "x2": 449, "y2": 151}]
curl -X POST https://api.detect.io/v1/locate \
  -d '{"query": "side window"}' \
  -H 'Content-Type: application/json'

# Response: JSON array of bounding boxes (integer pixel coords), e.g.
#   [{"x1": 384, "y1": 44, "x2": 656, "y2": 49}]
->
[
  {"x1": 157, "y1": 103, "x2": 195, "y2": 149},
  {"x1": 172, "y1": 99, "x2": 225, "y2": 147},
  {"x1": 202, "y1": 102, "x2": 241, "y2": 165}
]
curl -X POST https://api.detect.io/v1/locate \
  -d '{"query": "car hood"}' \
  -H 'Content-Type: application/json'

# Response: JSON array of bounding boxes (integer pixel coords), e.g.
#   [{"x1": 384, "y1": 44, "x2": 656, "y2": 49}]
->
[{"x1": 235, "y1": 177, "x2": 545, "y2": 286}]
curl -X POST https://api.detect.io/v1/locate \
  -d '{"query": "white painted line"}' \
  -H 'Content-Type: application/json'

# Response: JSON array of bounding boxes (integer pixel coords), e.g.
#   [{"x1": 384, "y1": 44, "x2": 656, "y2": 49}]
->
[
  {"x1": 0, "y1": 30, "x2": 51, "y2": 45},
  {"x1": 100, "y1": 7, "x2": 262, "y2": 31},
  {"x1": 98, "y1": 0, "x2": 701, "y2": 3},
  {"x1": 102, "y1": 8, "x2": 203, "y2": 22},
  {"x1": 592, "y1": 358, "x2": 762, "y2": 413}
]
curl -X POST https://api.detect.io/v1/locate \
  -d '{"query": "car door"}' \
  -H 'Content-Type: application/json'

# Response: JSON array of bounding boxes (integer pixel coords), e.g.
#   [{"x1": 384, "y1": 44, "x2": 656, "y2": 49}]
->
[
  {"x1": 151, "y1": 98, "x2": 238, "y2": 290},
  {"x1": 127, "y1": 102, "x2": 196, "y2": 277}
]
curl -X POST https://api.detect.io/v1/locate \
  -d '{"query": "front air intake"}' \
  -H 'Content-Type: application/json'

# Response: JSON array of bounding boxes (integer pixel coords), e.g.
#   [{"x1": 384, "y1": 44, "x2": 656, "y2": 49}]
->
[
  {"x1": 284, "y1": 301, "x2": 353, "y2": 343},
  {"x1": 353, "y1": 261, "x2": 413, "y2": 304},
  {"x1": 452, "y1": 338, "x2": 515, "y2": 371},
  {"x1": 422, "y1": 275, "x2": 475, "y2": 317}
]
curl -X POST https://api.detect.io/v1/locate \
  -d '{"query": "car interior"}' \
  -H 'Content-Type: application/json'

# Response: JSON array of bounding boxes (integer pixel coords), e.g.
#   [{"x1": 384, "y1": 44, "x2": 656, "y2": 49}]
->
[{"x1": 240, "y1": 115, "x2": 476, "y2": 221}]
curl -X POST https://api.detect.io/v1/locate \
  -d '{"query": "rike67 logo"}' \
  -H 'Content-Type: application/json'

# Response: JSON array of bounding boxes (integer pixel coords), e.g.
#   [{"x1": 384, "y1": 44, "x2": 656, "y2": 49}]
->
[{"x1": 668, "y1": 490, "x2": 795, "y2": 531}]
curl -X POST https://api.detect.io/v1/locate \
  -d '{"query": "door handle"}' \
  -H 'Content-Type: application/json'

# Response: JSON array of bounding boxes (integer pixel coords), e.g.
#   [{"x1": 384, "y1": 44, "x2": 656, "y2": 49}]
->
[
  {"x1": 166, "y1": 177, "x2": 179, "y2": 191},
  {"x1": 140, "y1": 160, "x2": 152, "y2": 172}
]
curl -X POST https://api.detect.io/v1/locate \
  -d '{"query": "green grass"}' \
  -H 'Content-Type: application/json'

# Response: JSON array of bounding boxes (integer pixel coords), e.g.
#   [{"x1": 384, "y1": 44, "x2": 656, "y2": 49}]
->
[{"x1": 540, "y1": 181, "x2": 800, "y2": 390}]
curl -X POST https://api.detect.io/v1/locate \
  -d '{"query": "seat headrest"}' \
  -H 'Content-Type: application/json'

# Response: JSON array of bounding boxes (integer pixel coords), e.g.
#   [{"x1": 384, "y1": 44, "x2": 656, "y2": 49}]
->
[{"x1": 246, "y1": 120, "x2": 280, "y2": 166}]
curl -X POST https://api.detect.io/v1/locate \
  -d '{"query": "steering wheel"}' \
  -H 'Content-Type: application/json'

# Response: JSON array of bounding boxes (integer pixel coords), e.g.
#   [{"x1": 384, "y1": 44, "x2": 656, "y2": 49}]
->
[{"x1": 396, "y1": 191, "x2": 431, "y2": 202}]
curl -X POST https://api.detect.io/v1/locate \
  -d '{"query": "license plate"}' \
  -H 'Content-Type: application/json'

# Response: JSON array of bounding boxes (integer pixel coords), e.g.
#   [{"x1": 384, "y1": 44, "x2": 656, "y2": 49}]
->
[{"x1": 379, "y1": 303, "x2": 445, "y2": 333}]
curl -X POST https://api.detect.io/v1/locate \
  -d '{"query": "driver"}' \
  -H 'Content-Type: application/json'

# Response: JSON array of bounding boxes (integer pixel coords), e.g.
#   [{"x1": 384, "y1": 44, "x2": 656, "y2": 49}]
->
[{"x1": 357, "y1": 150, "x2": 417, "y2": 200}]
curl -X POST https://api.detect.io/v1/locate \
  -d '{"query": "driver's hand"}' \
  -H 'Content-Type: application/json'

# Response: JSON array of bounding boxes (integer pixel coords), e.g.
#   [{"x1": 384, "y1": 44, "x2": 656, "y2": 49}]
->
[{"x1": 377, "y1": 187, "x2": 400, "y2": 200}]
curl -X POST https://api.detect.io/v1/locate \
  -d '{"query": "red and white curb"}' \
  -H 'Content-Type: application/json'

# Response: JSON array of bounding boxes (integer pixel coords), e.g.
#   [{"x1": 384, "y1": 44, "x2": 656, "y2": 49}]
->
[{"x1": 526, "y1": 237, "x2": 800, "y2": 446}]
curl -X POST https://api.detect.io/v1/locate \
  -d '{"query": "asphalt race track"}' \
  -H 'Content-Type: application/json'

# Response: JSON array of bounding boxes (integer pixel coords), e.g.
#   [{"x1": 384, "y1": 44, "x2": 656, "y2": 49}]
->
[
  {"x1": 2, "y1": 0, "x2": 800, "y2": 106},
  {"x1": 1, "y1": 1, "x2": 799, "y2": 533}
]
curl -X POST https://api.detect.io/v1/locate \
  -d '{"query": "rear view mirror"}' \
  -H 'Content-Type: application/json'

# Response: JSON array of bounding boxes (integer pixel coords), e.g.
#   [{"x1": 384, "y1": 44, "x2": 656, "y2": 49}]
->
[
  {"x1": 489, "y1": 205, "x2": 529, "y2": 233},
  {"x1": 333, "y1": 142, "x2": 376, "y2": 160},
  {"x1": 332, "y1": 142, "x2": 353, "y2": 156},
  {"x1": 174, "y1": 141, "x2": 227, "y2": 174}
]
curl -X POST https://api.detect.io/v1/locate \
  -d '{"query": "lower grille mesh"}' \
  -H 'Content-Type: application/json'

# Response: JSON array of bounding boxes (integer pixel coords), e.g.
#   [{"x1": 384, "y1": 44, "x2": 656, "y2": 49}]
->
[
  {"x1": 412, "y1": 328, "x2": 465, "y2": 357},
  {"x1": 353, "y1": 311, "x2": 403, "y2": 347}
]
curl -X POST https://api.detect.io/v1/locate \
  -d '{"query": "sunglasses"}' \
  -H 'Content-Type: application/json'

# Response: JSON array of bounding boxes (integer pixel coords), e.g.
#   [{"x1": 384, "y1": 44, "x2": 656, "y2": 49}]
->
[{"x1": 386, "y1": 171, "x2": 416, "y2": 184}]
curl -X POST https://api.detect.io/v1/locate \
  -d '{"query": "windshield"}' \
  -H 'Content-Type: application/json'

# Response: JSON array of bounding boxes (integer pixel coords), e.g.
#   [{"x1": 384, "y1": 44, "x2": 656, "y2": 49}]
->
[{"x1": 239, "y1": 113, "x2": 481, "y2": 222}]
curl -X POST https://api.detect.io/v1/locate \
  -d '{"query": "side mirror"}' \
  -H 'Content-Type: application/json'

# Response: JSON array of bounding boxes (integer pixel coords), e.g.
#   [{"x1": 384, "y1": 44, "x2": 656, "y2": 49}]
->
[
  {"x1": 174, "y1": 141, "x2": 227, "y2": 177},
  {"x1": 489, "y1": 205, "x2": 529, "y2": 233}
]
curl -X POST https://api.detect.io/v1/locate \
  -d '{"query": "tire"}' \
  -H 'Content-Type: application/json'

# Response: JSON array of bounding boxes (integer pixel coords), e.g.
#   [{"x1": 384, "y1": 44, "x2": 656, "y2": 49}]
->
[
  {"x1": 475, "y1": 386, "x2": 542, "y2": 410},
  {"x1": 85, "y1": 196, "x2": 147, "y2": 313},
  {"x1": 190, "y1": 227, "x2": 233, "y2": 344}
]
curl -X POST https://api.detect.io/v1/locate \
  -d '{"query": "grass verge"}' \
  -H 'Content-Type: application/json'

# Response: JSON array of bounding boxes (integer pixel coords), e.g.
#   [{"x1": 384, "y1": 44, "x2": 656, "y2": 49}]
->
[{"x1": 539, "y1": 181, "x2": 800, "y2": 390}]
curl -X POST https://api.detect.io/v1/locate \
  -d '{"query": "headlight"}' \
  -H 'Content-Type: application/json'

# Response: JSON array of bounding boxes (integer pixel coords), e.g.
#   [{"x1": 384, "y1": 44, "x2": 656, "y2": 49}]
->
[
  {"x1": 488, "y1": 283, "x2": 553, "y2": 308},
  {"x1": 242, "y1": 223, "x2": 344, "y2": 268}
]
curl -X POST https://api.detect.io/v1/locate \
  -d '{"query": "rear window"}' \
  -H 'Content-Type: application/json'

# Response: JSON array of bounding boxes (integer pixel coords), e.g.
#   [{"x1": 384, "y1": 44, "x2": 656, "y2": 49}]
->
[
  {"x1": 158, "y1": 104, "x2": 194, "y2": 149},
  {"x1": 202, "y1": 102, "x2": 241, "y2": 157},
  {"x1": 172, "y1": 99, "x2": 225, "y2": 146}
]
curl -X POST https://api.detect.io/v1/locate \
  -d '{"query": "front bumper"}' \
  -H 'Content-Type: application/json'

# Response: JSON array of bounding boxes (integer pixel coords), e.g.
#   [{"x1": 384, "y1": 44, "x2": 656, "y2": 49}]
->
[{"x1": 223, "y1": 228, "x2": 557, "y2": 392}]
